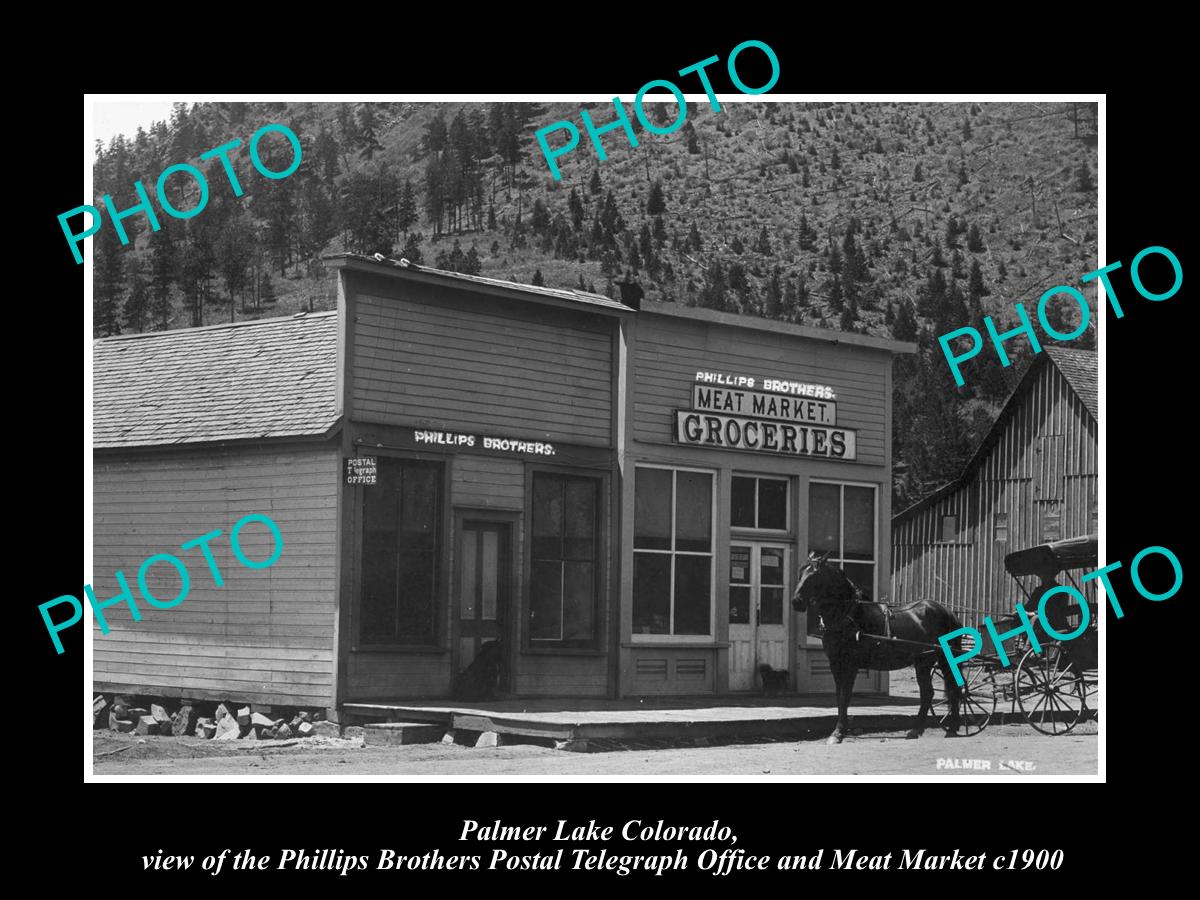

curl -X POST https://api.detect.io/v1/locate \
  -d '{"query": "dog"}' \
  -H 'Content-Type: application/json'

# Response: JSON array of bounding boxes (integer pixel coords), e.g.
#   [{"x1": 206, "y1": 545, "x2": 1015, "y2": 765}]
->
[
  {"x1": 758, "y1": 663, "x2": 789, "y2": 697},
  {"x1": 452, "y1": 639, "x2": 505, "y2": 701}
]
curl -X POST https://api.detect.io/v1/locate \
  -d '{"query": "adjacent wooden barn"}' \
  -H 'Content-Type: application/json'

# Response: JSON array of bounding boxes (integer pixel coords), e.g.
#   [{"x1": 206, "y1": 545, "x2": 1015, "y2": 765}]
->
[{"x1": 890, "y1": 347, "x2": 1098, "y2": 623}]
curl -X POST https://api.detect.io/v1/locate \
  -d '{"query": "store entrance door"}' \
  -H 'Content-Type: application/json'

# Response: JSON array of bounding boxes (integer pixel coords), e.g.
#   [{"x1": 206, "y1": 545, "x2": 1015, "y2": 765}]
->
[
  {"x1": 728, "y1": 543, "x2": 791, "y2": 692},
  {"x1": 456, "y1": 520, "x2": 511, "y2": 691}
]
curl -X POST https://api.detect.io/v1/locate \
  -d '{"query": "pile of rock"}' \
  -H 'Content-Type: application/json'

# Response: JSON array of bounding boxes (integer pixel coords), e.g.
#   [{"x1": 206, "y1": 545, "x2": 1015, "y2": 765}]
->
[{"x1": 94, "y1": 695, "x2": 338, "y2": 741}]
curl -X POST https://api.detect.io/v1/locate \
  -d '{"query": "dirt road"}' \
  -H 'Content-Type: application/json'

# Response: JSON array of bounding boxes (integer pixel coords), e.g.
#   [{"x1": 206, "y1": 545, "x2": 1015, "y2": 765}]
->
[{"x1": 94, "y1": 724, "x2": 1097, "y2": 777}]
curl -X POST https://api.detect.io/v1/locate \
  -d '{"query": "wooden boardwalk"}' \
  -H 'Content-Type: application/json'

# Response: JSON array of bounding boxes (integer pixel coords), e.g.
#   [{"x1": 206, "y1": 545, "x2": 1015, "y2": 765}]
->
[{"x1": 343, "y1": 695, "x2": 927, "y2": 747}]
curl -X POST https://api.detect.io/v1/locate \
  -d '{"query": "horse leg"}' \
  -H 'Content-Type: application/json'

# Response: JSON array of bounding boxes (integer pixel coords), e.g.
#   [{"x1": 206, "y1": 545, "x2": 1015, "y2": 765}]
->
[
  {"x1": 828, "y1": 663, "x2": 857, "y2": 744},
  {"x1": 941, "y1": 659, "x2": 962, "y2": 737},
  {"x1": 908, "y1": 658, "x2": 934, "y2": 739}
]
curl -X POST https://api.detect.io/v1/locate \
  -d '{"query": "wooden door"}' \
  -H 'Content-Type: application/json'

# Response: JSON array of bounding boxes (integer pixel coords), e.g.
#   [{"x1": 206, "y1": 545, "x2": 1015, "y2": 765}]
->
[
  {"x1": 457, "y1": 520, "x2": 511, "y2": 689},
  {"x1": 728, "y1": 543, "x2": 791, "y2": 691}
]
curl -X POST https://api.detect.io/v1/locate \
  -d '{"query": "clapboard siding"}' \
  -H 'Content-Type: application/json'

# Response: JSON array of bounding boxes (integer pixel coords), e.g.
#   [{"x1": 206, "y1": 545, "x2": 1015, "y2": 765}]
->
[
  {"x1": 92, "y1": 443, "x2": 340, "y2": 707},
  {"x1": 451, "y1": 457, "x2": 526, "y2": 510},
  {"x1": 892, "y1": 359, "x2": 1098, "y2": 624},
  {"x1": 514, "y1": 654, "x2": 608, "y2": 696},
  {"x1": 346, "y1": 653, "x2": 454, "y2": 698},
  {"x1": 351, "y1": 284, "x2": 614, "y2": 444},
  {"x1": 632, "y1": 314, "x2": 889, "y2": 465}
]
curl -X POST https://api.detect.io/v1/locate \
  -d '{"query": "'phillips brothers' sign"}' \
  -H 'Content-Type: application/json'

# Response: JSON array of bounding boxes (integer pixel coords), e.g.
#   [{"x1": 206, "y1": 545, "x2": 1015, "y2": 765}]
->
[{"x1": 675, "y1": 372, "x2": 857, "y2": 460}]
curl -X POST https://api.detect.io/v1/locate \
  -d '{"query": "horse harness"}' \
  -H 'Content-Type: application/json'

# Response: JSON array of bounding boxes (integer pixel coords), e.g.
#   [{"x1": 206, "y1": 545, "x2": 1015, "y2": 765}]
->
[{"x1": 819, "y1": 584, "x2": 894, "y2": 642}]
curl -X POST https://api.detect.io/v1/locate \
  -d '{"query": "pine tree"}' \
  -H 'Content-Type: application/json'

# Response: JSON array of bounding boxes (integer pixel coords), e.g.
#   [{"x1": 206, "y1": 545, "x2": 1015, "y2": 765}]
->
[
  {"x1": 652, "y1": 215, "x2": 666, "y2": 246},
  {"x1": 962, "y1": 118, "x2": 972, "y2": 140},
  {"x1": 400, "y1": 232, "x2": 424, "y2": 265},
  {"x1": 94, "y1": 228, "x2": 124, "y2": 337},
  {"x1": 122, "y1": 257, "x2": 149, "y2": 332},
  {"x1": 425, "y1": 112, "x2": 447, "y2": 153},
  {"x1": 1075, "y1": 164, "x2": 1094, "y2": 193},
  {"x1": 967, "y1": 222, "x2": 984, "y2": 252},
  {"x1": 396, "y1": 179, "x2": 417, "y2": 236},
  {"x1": 687, "y1": 221, "x2": 702, "y2": 251},
  {"x1": 919, "y1": 267, "x2": 947, "y2": 316},
  {"x1": 968, "y1": 259, "x2": 988, "y2": 310},
  {"x1": 913, "y1": 163, "x2": 924, "y2": 182},
  {"x1": 702, "y1": 259, "x2": 727, "y2": 311},
  {"x1": 754, "y1": 225, "x2": 771, "y2": 255},
  {"x1": 588, "y1": 169, "x2": 602, "y2": 195},
  {"x1": 731, "y1": 235, "x2": 744, "y2": 254},
  {"x1": 531, "y1": 269, "x2": 545, "y2": 286},
  {"x1": 569, "y1": 188, "x2": 585, "y2": 231},
  {"x1": 148, "y1": 223, "x2": 176, "y2": 330},
  {"x1": 798, "y1": 214, "x2": 816, "y2": 251},
  {"x1": 356, "y1": 104, "x2": 385, "y2": 161},
  {"x1": 892, "y1": 298, "x2": 919, "y2": 341},
  {"x1": 764, "y1": 267, "x2": 783, "y2": 318},
  {"x1": 217, "y1": 212, "x2": 253, "y2": 313},
  {"x1": 840, "y1": 300, "x2": 856, "y2": 331},
  {"x1": 646, "y1": 179, "x2": 666, "y2": 216},
  {"x1": 259, "y1": 271, "x2": 277, "y2": 305},
  {"x1": 945, "y1": 216, "x2": 958, "y2": 249},
  {"x1": 828, "y1": 243, "x2": 843, "y2": 274},
  {"x1": 827, "y1": 274, "x2": 844, "y2": 313}
]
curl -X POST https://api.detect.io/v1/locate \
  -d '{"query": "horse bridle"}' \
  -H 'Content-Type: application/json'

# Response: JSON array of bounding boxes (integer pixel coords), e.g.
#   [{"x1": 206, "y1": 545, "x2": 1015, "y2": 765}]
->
[{"x1": 804, "y1": 558, "x2": 866, "y2": 635}]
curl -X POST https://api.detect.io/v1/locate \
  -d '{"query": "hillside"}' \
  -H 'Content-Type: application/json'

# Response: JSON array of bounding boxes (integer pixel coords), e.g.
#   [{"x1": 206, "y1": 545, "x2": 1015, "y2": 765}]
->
[{"x1": 89, "y1": 100, "x2": 1099, "y2": 507}]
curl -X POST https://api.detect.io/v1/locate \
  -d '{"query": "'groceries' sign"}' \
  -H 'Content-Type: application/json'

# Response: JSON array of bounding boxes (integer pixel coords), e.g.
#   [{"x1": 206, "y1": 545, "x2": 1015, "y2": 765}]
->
[{"x1": 675, "y1": 373, "x2": 857, "y2": 460}]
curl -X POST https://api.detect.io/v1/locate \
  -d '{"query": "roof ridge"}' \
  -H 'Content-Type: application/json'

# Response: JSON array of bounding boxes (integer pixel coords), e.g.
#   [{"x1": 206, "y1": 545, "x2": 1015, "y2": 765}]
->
[{"x1": 94, "y1": 310, "x2": 337, "y2": 344}]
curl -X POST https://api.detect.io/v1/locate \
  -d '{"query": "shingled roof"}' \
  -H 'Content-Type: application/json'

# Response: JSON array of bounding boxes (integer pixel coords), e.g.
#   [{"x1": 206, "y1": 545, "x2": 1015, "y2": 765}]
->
[{"x1": 93, "y1": 312, "x2": 340, "y2": 449}]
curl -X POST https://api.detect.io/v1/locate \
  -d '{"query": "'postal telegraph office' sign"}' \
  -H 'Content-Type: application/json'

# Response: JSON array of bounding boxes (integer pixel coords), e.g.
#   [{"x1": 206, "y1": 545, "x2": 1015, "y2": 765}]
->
[{"x1": 674, "y1": 371, "x2": 857, "y2": 461}]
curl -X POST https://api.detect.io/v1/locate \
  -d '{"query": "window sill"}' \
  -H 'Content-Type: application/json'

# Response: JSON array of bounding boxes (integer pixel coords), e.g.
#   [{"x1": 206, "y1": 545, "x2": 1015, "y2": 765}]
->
[
  {"x1": 523, "y1": 646, "x2": 607, "y2": 657},
  {"x1": 351, "y1": 644, "x2": 449, "y2": 654},
  {"x1": 622, "y1": 641, "x2": 730, "y2": 650}
]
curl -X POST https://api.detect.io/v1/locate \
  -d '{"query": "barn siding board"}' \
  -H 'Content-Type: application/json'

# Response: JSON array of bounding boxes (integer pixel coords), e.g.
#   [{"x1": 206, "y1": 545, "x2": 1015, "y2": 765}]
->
[
  {"x1": 891, "y1": 352, "x2": 1097, "y2": 623},
  {"x1": 351, "y1": 288, "x2": 613, "y2": 444},
  {"x1": 92, "y1": 443, "x2": 340, "y2": 706}
]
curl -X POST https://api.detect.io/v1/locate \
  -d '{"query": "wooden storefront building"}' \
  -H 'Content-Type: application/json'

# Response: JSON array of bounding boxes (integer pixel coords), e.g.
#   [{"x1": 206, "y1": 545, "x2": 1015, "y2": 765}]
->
[
  {"x1": 92, "y1": 256, "x2": 914, "y2": 713},
  {"x1": 890, "y1": 347, "x2": 1098, "y2": 623}
]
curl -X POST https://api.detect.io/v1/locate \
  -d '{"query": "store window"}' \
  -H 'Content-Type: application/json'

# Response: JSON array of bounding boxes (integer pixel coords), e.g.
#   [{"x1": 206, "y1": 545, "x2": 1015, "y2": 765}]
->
[
  {"x1": 360, "y1": 458, "x2": 443, "y2": 645},
  {"x1": 530, "y1": 473, "x2": 600, "y2": 645},
  {"x1": 731, "y1": 475, "x2": 789, "y2": 530},
  {"x1": 633, "y1": 467, "x2": 714, "y2": 637},
  {"x1": 807, "y1": 481, "x2": 877, "y2": 640}
]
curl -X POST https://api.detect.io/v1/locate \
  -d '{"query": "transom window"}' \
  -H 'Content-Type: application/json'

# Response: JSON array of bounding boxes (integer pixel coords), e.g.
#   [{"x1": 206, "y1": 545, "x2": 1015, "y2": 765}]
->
[
  {"x1": 731, "y1": 475, "x2": 789, "y2": 530},
  {"x1": 632, "y1": 466, "x2": 714, "y2": 637}
]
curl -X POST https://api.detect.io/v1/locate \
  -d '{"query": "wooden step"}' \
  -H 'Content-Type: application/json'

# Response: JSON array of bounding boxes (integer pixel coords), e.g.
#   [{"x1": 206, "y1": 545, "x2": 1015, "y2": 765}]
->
[{"x1": 364, "y1": 722, "x2": 447, "y2": 746}]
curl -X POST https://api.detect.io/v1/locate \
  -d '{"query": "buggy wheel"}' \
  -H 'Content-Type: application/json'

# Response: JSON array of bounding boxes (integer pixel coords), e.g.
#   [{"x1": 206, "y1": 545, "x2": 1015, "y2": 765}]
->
[
  {"x1": 931, "y1": 663, "x2": 997, "y2": 736},
  {"x1": 1015, "y1": 644, "x2": 1087, "y2": 735}
]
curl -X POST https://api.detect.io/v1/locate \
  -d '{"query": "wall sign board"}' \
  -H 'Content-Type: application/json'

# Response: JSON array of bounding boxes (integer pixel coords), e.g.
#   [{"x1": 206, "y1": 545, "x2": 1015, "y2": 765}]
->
[{"x1": 345, "y1": 456, "x2": 378, "y2": 485}]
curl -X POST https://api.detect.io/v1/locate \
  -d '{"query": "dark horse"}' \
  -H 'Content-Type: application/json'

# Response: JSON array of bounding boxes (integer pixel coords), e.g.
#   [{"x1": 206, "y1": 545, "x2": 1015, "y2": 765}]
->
[{"x1": 792, "y1": 551, "x2": 965, "y2": 744}]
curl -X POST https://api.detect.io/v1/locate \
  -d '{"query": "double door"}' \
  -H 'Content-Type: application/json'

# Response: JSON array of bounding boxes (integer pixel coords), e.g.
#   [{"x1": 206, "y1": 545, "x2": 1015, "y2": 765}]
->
[{"x1": 728, "y1": 542, "x2": 790, "y2": 692}]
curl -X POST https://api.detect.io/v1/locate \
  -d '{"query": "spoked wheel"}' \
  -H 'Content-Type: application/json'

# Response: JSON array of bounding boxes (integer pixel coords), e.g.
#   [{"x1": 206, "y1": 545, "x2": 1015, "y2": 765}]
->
[
  {"x1": 931, "y1": 663, "x2": 998, "y2": 736},
  {"x1": 1015, "y1": 643, "x2": 1087, "y2": 735}
]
